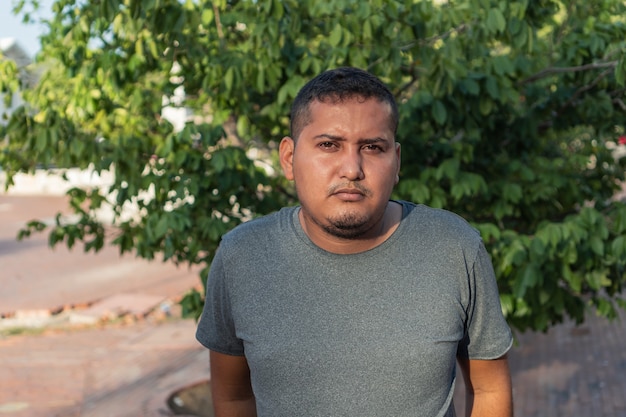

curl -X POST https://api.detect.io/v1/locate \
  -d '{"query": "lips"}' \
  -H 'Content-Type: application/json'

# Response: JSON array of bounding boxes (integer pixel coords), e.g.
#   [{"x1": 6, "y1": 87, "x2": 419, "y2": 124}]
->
[
  {"x1": 334, "y1": 187, "x2": 363, "y2": 195},
  {"x1": 332, "y1": 188, "x2": 366, "y2": 201}
]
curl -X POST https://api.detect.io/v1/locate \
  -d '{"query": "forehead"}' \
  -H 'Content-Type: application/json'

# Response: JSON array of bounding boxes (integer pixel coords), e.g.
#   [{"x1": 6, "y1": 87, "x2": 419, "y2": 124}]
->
[
  {"x1": 308, "y1": 97, "x2": 392, "y2": 122},
  {"x1": 311, "y1": 95, "x2": 390, "y2": 110},
  {"x1": 301, "y1": 98, "x2": 394, "y2": 136}
]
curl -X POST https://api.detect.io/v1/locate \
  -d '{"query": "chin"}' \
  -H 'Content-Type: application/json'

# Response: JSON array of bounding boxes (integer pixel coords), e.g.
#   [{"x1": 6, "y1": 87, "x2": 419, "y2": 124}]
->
[
  {"x1": 322, "y1": 224, "x2": 370, "y2": 239},
  {"x1": 323, "y1": 213, "x2": 373, "y2": 239}
]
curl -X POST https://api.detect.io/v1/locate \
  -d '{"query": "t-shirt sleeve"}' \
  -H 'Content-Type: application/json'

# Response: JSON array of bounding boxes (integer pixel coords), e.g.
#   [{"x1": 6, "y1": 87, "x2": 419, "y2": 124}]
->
[
  {"x1": 195, "y1": 245, "x2": 245, "y2": 356},
  {"x1": 458, "y1": 242, "x2": 513, "y2": 360}
]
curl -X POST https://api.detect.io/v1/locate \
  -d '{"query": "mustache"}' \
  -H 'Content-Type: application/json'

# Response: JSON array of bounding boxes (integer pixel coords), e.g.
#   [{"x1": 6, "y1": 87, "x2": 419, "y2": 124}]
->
[{"x1": 327, "y1": 182, "x2": 372, "y2": 197}]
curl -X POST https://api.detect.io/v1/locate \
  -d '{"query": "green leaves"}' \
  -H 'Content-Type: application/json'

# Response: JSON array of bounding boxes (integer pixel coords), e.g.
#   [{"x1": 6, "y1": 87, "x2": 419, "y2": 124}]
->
[
  {"x1": 3, "y1": 0, "x2": 626, "y2": 329},
  {"x1": 513, "y1": 263, "x2": 540, "y2": 299},
  {"x1": 487, "y1": 8, "x2": 507, "y2": 34},
  {"x1": 329, "y1": 23, "x2": 343, "y2": 47},
  {"x1": 431, "y1": 100, "x2": 447, "y2": 125},
  {"x1": 617, "y1": 55, "x2": 626, "y2": 86}
]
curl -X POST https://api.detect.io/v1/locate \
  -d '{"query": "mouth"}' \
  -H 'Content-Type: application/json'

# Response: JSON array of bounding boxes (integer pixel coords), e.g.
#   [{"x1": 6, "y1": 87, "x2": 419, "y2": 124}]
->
[{"x1": 331, "y1": 188, "x2": 366, "y2": 202}]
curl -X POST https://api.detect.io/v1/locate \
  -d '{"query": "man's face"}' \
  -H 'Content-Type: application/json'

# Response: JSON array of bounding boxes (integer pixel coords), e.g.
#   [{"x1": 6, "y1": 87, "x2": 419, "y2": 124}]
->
[{"x1": 280, "y1": 97, "x2": 400, "y2": 241}]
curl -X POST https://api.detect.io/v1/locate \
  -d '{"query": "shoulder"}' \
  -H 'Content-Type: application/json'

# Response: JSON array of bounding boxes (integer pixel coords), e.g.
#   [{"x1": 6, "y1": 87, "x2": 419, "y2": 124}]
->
[
  {"x1": 219, "y1": 206, "x2": 297, "y2": 253},
  {"x1": 399, "y1": 201, "x2": 481, "y2": 244}
]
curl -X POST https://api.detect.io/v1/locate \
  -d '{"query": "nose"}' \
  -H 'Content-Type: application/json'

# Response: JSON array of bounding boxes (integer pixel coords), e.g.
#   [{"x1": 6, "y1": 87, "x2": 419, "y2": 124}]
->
[{"x1": 338, "y1": 150, "x2": 364, "y2": 181}]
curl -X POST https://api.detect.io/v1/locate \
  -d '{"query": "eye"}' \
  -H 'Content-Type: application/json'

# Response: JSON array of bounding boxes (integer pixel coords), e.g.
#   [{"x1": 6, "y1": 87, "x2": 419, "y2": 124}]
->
[
  {"x1": 318, "y1": 141, "x2": 337, "y2": 150},
  {"x1": 362, "y1": 144, "x2": 383, "y2": 152}
]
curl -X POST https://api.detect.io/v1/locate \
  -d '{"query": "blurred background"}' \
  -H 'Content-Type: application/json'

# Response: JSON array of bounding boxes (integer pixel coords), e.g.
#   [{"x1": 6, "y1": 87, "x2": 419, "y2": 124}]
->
[{"x1": 2, "y1": 1, "x2": 626, "y2": 416}]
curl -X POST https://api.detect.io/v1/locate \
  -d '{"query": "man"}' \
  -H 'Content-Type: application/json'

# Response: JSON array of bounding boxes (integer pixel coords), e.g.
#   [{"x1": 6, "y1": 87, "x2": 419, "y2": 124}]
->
[{"x1": 196, "y1": 67, "x2": 513, "y2": 417}]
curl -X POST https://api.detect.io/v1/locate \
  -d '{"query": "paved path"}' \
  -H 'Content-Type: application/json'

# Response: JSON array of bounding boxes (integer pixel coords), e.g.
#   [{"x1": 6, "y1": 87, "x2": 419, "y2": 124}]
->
[
  {"x1": 508, "y1": 312, "x2": 626, "y2": 416},
  {"x1": 0, "y1": 195, "x2": 201, "y2": 316},
  {"x1": 1, "y1": 194, "x2": 207, "y2": 416},
  {"x1": 2, "y1": 194, "x2": 626, "y2": 416},
  {"x1": 0, "y1": 320, "x2": 209, "y2": 417}
]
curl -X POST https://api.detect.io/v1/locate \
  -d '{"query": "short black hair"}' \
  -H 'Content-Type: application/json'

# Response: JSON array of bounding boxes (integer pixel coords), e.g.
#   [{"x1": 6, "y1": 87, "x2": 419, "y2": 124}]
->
[{"x1": 289, "y1": 67, "x2": 398, "y2": 140}]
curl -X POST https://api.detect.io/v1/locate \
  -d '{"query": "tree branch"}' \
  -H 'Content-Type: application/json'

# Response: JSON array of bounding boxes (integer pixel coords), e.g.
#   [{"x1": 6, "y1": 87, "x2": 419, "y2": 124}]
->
[
  {"x1": 519, "y1": 61, "x2": 618, "y2": 85},
  {"x1": 560, "y1": 67, "x2": 613, "y2": 110},
  {"x1": 419, "y1": 23, "x2": 469, "y2": 47},
  {"x1": 396, "y1": 72, "x2": 419, "y2": 96},
  {"x1": 537, "y1": 67, "x2": 618, "y2": 131},
  {"x1": 212, "y1": 3, "x2": 225, "y2": 47},
  {"x1": 393, "y1": 22, "x2": 471, "y2": 52}
]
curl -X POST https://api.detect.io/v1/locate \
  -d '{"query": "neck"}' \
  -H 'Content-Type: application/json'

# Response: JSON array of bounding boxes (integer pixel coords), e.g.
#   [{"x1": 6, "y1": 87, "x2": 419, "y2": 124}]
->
[{"x1": 299, "y1": 201, "x2": 402, "y2": 254}]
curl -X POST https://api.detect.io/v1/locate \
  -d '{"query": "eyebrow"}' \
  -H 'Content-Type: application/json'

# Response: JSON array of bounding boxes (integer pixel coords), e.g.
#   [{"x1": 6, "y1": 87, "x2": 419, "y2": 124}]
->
[{"x1": 313, "y1": 134, "x2": 392, "y2": 145}]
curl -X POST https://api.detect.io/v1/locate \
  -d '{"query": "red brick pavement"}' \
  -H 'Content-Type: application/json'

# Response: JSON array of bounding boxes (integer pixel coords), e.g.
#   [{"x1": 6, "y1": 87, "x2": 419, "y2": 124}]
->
[
  {"x1": 0, "y1": 319, "x2": 209, "y2": 417},
  {"x1": 507, "y1": 311, "x2": 626, "y2": 417},
  {"x1": 1, "y1": 194, "x2": 209, "y2": 416},
  {"x1": 0, "y1": 195, "x2": 202, "y2": 316},
  {"x1": 450, "y1": 309, "x2": 626, "y2": 417}
]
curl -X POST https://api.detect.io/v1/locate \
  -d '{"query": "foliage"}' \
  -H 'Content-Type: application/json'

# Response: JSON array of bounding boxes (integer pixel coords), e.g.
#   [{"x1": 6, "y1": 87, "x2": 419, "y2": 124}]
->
[{"x1": 2, "y1": 0, "x2": 626, "y2": 331}]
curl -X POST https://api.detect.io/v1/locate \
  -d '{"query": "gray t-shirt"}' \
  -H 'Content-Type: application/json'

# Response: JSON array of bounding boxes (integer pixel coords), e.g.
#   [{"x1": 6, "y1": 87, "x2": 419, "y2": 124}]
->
[{"x1": 196, "y1": 201, "x2": 512, "y2": 417}]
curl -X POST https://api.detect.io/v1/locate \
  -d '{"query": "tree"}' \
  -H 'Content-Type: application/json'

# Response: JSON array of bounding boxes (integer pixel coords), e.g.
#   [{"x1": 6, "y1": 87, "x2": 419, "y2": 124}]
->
[{"x1": 1, "y1": 0, "x2": 625, "y2": 332}]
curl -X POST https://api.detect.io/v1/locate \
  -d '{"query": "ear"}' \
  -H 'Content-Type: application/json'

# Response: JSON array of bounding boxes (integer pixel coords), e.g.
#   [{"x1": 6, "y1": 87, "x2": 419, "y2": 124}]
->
[
  {"x1": 279, "y1": 136, "x2": 295, "y2": 181},
  {"x1": 394, "y1": 142, "x2": 401, "y2": 184}
]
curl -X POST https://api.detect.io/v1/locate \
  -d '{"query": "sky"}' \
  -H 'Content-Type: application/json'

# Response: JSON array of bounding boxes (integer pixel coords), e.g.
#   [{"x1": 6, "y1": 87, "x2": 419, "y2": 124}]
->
[{"x1": 0, "y1": 0, "x2": 54, "y2": 57}]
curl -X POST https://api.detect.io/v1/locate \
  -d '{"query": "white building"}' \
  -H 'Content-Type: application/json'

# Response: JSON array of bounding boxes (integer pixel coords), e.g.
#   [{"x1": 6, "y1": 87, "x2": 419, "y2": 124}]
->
[{"x1": 0, "y1": 37, "x2": 33, "y2": 124}]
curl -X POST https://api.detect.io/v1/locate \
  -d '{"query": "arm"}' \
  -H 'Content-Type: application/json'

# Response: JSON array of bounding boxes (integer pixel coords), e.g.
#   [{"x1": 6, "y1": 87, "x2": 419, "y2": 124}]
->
[
  {"x1": 457, "y1": 354, "x2": 513, "y2": 417},
  {"x1": 210, "y1": 350, "x2": 257, "y2": 417}
]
